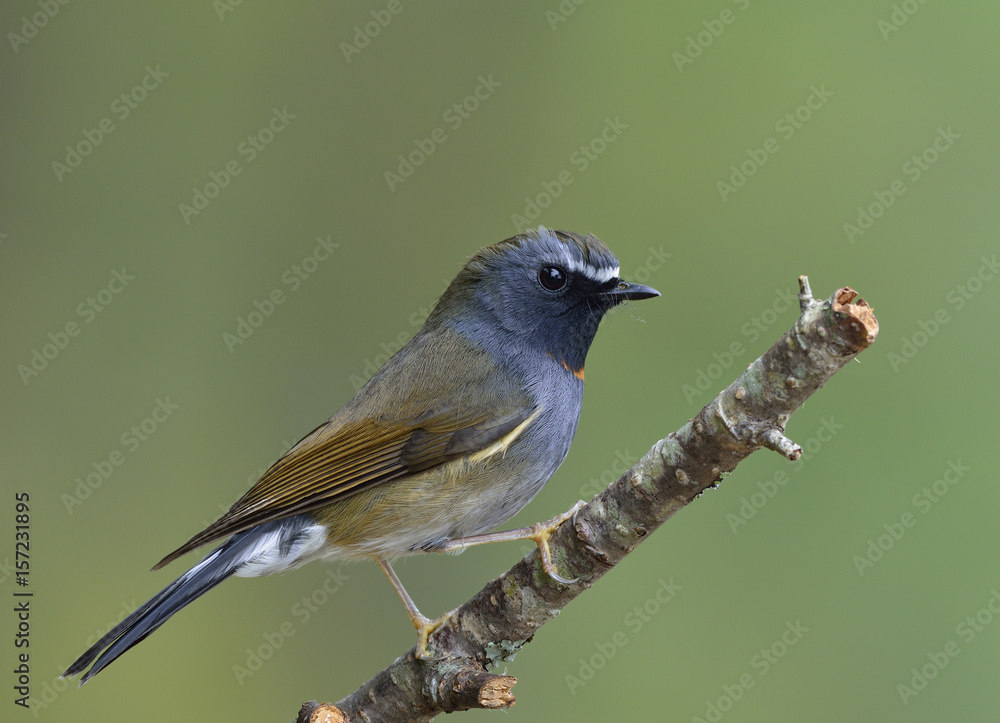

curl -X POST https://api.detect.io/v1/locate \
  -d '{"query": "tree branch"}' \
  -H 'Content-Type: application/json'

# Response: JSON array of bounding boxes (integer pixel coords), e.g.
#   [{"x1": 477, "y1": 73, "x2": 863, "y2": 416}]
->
[{"x1": 296, "y1": 277, "x2": 879, "y2": 723}]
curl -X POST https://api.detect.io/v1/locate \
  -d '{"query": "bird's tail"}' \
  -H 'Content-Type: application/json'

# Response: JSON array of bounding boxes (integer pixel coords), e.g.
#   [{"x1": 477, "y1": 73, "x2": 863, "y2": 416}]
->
[{"x1": 63, "y1": 516, "x2": 319, "y2": 685}]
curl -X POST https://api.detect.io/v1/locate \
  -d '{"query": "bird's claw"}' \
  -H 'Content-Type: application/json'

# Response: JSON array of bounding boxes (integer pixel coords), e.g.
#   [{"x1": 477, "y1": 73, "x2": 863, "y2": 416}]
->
[
  {"x1": 413, "y1": 610, "x2": 456, "y2": 661},
  {"x1": 528, "y1": 500, "x2": 586, "y2": 585}
]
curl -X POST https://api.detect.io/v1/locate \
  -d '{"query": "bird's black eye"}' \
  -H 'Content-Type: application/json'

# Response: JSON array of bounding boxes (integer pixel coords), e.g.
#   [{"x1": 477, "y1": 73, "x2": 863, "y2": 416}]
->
[{"x1": 538, "y1": 265, "x2": 567, "y2": 291}]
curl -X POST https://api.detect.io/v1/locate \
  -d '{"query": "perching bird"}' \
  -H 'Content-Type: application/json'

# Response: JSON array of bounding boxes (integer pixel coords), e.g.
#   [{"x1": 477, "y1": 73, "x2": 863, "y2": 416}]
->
[{"x1": 63, "y1": 227, "x2": 659, "y2": 684}]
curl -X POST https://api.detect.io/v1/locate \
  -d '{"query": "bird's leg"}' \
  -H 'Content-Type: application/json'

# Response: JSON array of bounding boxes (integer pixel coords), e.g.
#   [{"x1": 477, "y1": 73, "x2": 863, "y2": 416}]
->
[
  {"x1": 374, "y1": 556, "x2": 452, "y2": 660},
  {"x1": 377, "y1": 503, "x2": 585, "y2": 658},
  {"x1": 433, "y1": 500, "x2": 586, "y2": 584}
]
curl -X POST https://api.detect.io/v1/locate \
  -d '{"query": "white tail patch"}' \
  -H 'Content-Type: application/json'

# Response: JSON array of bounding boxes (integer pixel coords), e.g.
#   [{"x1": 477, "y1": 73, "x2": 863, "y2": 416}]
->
[{"x1": 233, "y1": 523, "x2": 328, "y2": 578}]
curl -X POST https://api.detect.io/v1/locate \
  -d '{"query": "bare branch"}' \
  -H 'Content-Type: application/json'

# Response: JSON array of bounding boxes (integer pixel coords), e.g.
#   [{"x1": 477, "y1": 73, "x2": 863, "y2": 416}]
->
[{"x1": 299, "y1": 278, "x2": 879, "y2": 722}]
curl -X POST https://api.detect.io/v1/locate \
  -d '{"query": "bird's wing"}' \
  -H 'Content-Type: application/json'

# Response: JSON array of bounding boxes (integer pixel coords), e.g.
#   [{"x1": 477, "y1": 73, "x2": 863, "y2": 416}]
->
[{"x1": 152, "y1": 403, "x2": 535, "y2": 570}]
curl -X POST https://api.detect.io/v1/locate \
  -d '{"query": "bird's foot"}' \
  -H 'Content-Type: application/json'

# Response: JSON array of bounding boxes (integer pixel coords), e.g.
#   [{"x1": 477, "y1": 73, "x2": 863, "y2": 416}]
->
[
  {"x1": 412, "y1": 609, "x2": 458, "y2": 661},
  {"x1": 526, "y1": 500, "x2": 586, "y2": 584}
]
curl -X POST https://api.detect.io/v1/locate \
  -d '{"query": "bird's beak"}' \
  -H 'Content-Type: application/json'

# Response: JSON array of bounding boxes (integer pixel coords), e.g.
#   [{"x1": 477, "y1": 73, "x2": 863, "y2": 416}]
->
[{"x1": 604, "y1": 280, "x2": 660, "y2": 302}]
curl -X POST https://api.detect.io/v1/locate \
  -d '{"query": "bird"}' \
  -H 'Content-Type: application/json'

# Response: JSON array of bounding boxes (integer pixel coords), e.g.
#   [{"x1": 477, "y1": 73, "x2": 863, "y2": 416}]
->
[{"x1": 62, "y1": 227, "x2": 659, "y2": 684}]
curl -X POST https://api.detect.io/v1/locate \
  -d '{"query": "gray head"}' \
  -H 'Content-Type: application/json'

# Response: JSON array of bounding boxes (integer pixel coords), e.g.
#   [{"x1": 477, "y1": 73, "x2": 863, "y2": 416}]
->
[{"x1": 430, "y1": 227, "x2": 660, "y2": 372}]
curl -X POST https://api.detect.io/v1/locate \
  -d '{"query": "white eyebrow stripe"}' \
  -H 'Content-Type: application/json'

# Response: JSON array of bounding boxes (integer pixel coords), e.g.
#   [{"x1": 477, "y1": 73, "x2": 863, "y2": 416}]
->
[
  {"x1": 536, "y1": 226, "x2": 619, "y2": 283},
  {"x1": 565, "y1": 257, "x2": 619, "y2": 282}
]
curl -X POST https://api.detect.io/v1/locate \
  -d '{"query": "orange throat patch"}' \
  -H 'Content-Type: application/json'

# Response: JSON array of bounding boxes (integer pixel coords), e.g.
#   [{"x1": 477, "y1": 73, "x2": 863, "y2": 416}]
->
[{"x1": 560, "y1": 359, "x2": 585, "y2": 382}]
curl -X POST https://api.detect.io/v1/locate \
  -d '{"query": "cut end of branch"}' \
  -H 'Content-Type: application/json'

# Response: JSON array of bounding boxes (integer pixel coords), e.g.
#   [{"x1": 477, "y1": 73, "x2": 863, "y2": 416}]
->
[
  {"x1": 297, "y1": 701, "x2": 346, "y2": 723},
  {"x1": 831, "y1": 286, "x2": 879, "y2": 347},
  {"x1": 478, "y1": 675, "x2": 517, "y2": 709},
  {"x1": 448, "y1": 669, "x2": 518, "y2": 711}
]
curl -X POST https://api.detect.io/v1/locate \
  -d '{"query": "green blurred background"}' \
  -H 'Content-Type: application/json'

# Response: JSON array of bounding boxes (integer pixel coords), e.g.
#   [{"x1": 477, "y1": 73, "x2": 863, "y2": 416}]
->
[{"x1": 2, "y1": 1, "x2": 998, "y2": 721}]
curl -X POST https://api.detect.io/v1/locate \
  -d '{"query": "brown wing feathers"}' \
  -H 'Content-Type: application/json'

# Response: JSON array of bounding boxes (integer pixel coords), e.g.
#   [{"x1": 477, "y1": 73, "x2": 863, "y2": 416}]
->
[
  {"x1": 153, "y1": 419, "x2": 411, "y2": 570},
  {"x1": 152, "y1": 407, "x2": 532, "y2": 570}
]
